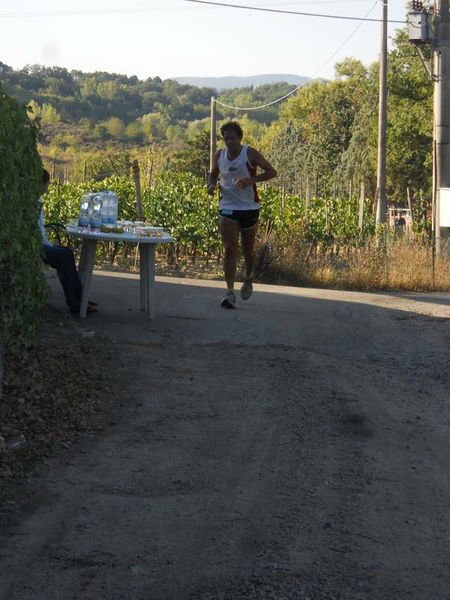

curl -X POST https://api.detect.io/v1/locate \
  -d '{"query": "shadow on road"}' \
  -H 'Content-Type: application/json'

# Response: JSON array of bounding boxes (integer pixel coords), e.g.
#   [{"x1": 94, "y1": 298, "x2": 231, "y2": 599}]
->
[{"x1": 1, "y1": 271, "x2": 446, "y2": 600}]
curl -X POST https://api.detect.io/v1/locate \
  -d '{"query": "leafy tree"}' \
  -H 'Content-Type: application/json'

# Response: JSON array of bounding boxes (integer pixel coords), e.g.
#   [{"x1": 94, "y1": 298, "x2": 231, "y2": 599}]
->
[
  {"x1": 125, "y1": 120, "x2": 143, "y2": 141},
  {"x1": 165, "y1": 124, "x2": 185, "y2": 143},
  {"x1": 141, "y1": 112, "x2": 168, "y2": 140},
  {"x1": 262, "y1": 32, "x2": 433, "y2": 203},
  {"x1": 97, "y1": 80, "x2": 119, "y2": 100},
  {"x1": 41, "y1": 103, "x2": 61, "y2": 125},
  {"x1": 170, "y1": 131, "x2": 210, "y2": 178},
  {"x1": 104, "y1": 116, "x2": 125, "y2": 137},
  {"x1": 386, "y1": 29, "x2": 433, "y2": 200},
  {"x1": 93, "y1": 123, "x2": 108, "y2": 140},
  {"x1": 269, "y1": 74, "x2": 365, "y2": 195},
  {"x1": 27, "y1": 99, "x2": 41, "y2": 121},
  {"x1": 186, "y1": 119, "x2": 209, "y2": 139},
  {"x1": 81, "y1": 77, "x2": 98, "y2": 98}
]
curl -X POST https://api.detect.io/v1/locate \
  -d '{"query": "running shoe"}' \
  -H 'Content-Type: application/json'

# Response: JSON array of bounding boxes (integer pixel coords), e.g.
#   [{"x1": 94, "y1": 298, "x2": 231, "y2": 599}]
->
[
  {"x1": 240, "y1": 277, "x2": 253, "y2": 301},
  {"x1": 221, "y1": 290, "x2": 237, "y2": 309}
]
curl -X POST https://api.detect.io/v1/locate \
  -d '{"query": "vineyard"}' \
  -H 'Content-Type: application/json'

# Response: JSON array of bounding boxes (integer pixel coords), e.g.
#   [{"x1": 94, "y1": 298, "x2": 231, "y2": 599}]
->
[
  {"x1": 45, "y1": 171, "x2": 380, "y2": 263},
  {"x1": 42, "y1": 171, "x2": 449, "y2": 291}
]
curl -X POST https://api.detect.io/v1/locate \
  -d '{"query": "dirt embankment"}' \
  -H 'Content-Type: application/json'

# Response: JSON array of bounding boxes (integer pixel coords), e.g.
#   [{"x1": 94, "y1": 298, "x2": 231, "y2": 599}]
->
[{"x1": 0, "y1": 308, "x2": 124, "y2": 480}]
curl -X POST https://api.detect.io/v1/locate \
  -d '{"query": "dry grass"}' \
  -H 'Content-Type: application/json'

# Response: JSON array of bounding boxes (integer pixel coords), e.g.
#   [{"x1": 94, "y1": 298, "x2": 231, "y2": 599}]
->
[
  {"x1": 256, "y1": 236, "x2": 450, "y2": 292},
  {"x1": 92, "y1": 235, "x2": 449, "y2": 292}
]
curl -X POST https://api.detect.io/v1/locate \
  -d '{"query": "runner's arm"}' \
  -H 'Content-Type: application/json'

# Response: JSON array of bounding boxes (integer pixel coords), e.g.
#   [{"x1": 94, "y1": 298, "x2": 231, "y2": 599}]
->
[
  {"x1": 236, "y1": 148, "x2": 277, "y2": 188},
  {"x1": 207, "y1": 150, "x2": 221, "y2": 195},
  {"x1": 248, "y1": 147, "x2": 277, "y2": 183}
]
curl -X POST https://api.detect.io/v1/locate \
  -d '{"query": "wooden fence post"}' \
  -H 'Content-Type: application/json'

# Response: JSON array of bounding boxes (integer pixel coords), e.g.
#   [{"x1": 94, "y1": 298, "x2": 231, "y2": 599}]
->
[
  {"x1": 306, "y1": 175, "x2": 311, "y2": 208},
  {"x1": 132, "y1": 160, "x2": 143, "y2": 220},
  {"x1": 279, "y1": 181, "x2": 286, "y2": 210},
  {"x1": 147, "y1": 158, "x2": 154, "y2": 188},
  {"x1": 359, "y1": 182, "x2": 365, "y2": 236},
  {"x1": 407, "y1": 187, "x2": 414, "y2": 223}
]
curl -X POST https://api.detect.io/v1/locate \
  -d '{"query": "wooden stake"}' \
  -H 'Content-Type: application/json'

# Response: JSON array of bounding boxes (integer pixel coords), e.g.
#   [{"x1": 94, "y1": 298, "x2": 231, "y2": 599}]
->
[
  {"x1": 407, "y1": 186, "x2": 414, "y2": 222},
  {"x1": 306, "y1": 175, "x2": 311, "y2": 208},
  {"x1": 359, "y1": 182, "x2": 365, "y2": 236},
  {"x1": 132, "y1": 160, "x2": 143, "y2": 220}
]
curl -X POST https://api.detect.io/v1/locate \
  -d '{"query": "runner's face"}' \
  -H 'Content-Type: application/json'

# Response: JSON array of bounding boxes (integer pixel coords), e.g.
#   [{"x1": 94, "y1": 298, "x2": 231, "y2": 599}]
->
[{"x1": 222, "y1": 131, "x2": 242, "y2": 153}]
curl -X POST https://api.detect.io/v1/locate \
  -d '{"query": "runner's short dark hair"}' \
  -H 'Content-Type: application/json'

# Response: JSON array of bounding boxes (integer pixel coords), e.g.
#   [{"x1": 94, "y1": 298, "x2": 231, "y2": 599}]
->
[
  {"x1": 42, "y1": 169, "x2": 50, "y2": 184},
  {"x1": 220, "y1": 122, "x2": 243, "y2": 139}
]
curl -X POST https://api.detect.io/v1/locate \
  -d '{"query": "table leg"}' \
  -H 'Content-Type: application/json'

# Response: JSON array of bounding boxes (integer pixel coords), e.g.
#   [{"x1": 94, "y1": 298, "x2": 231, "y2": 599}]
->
[
  {"x1": 78, "y1": 240, "x2": 89, "y2": 286},
  {"x1": 79, "y1": 240, "x2": 97, "y2": 318},
  {"x1": 146, "y1": 245, "x2": 156, "y2": 320},
  {"x1": 139, "y1": 244, "x2": 148, "y2": 312}
]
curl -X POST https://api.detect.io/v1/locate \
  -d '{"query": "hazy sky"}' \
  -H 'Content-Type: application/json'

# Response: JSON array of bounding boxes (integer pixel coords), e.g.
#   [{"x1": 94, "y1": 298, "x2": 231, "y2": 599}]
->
[{"x1": 0, "y1": 1, "x2": 408, "y2": 80}]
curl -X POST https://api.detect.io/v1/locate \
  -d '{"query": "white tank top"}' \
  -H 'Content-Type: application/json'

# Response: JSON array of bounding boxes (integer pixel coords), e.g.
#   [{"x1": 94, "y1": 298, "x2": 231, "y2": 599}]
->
[{"x1": 218, "y1": 144, "x2": 260, "y2": 211}]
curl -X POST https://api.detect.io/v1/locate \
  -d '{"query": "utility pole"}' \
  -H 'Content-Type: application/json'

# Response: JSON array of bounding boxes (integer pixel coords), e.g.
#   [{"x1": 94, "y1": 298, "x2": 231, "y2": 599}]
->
[
  {"x1": 433, "y1": 0, "x2": 450, "y2": 251},
  {"x1": 210, "y1": 96, "x2": 217, "y2": 172},
  {"x1": 376, "y1": 0, "x2": 388, "y2": 226}
]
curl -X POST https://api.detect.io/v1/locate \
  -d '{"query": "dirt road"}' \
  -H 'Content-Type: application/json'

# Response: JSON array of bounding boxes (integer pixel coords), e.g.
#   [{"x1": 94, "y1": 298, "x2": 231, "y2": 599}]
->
[{"x1": 1, "y1": 274, "x2": 449, "y2": 599}]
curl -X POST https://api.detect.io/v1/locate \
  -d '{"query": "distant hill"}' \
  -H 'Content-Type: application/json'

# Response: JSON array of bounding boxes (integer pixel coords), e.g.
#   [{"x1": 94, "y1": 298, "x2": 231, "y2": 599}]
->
[
  {"x1": 173, "y1": 74, "x2": 309, "y2": 90},
  {"x1": 0, "y1": 62, "x2": 300, "y2": 150}
]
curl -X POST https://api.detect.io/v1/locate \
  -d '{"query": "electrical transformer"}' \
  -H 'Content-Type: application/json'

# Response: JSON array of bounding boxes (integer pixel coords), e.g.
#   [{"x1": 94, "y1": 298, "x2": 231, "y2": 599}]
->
[{"x1": 408, "y1": 10, "x2": 431, "y2": 44}]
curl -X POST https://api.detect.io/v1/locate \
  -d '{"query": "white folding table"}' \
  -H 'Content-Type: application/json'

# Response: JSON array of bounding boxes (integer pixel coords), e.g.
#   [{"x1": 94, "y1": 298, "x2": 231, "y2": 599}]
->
[{"x1": 66, "y1": 226, "x2": 173, "y2": 319}]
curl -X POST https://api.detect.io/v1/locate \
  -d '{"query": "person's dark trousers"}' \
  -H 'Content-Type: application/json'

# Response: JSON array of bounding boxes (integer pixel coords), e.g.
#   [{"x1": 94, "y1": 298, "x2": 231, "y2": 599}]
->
[{"x1": 43, "y1": 244, "x2": 83, "y2": 311}]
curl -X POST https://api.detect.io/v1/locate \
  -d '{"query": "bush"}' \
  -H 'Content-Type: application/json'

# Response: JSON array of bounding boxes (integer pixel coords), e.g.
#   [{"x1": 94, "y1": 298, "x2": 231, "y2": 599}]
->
[{"x1": 0, "y1": 83, "x2": 47, "y2": 350}]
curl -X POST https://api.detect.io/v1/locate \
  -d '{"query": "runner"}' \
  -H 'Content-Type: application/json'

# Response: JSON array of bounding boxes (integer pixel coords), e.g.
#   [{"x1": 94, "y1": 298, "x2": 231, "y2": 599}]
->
[{"x1": 207, "y1": 122, "x2": 277, "y2": 309}]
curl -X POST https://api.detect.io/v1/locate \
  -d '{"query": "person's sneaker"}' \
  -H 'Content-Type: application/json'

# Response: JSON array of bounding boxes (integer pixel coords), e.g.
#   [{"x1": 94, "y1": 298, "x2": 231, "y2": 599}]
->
[
  {"x1": 221, "y1": 290, "x2": 237, "y2": 309},
  {"x1": 240, "y1": 277, "x2": 253, "y2": 301}
]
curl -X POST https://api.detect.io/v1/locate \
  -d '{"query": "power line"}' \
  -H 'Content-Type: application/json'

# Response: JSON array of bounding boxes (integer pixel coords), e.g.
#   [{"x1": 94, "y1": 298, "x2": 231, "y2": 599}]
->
[
  {"x1": 0, "y1": 7, "x2": 197, "y2": 19},
  {"x1": 0, "y1": 1, "x2": 405, "y2": 23},
  {"x1": 254, "y1": 0, "x2": 376, "y2": 4},
  {"x1": 214, "y1": 0, "x2": 379, "y2": 111},
  {"x1": 184, "y1": 0, "x2": 405, "y2": 24},
  {"x1": 310, "y1": 0, "x2": 379, "y2": 74}
]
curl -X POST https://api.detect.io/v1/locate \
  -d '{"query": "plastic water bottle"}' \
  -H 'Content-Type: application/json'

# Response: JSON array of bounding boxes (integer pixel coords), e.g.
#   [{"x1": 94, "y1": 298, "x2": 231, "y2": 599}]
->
[
  {"x1": 90, "y1": 194, "x2": 103, "y2": 229},
  {"x1": 79, "y1": 194, "x2": 91, "y2": 227},
  {"x1": 107, "y1": 191, "x2": 119, "y2": 225},
  {"x1": 99, "y1": 190, "x2": 118, "y2": 225},
  {"x1": 100, "y1": 191, "x2": 109, "y2": 225}
]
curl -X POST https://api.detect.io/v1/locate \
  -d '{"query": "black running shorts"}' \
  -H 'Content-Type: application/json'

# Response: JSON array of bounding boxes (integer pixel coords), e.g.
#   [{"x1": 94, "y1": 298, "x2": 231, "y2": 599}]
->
[{"x1": 219, "y1": 209, "x2": 260, "y2": 230}]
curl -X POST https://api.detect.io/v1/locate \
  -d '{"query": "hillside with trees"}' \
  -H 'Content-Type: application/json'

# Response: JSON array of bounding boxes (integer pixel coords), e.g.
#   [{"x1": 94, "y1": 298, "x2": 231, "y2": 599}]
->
[
  {"x1": 0, "y1": 62, "x2": 298, "y2": 180},
  {"x1": 0, "y1": 28, "x2": 434, "y2": 205},
  {"x1": 0, "y1": 62, "x2": 294, "y2": 140}
]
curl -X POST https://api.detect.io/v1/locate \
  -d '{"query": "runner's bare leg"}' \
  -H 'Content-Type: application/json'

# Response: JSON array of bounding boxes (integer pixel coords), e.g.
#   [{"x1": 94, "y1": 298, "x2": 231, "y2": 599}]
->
[
  {"x1": 241, "y1": 223, "x2": 258, "y2": 278},
  {"x1": 220, "y1": 217, "x2": 240, "y2": 290}
]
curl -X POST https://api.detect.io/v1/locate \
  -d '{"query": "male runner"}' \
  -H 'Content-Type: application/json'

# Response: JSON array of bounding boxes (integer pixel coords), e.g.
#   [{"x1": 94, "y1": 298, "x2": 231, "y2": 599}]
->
[{"x1": 207, "y1": 122, "x2": 277, "y2": 308}]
